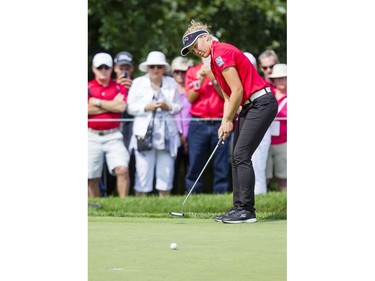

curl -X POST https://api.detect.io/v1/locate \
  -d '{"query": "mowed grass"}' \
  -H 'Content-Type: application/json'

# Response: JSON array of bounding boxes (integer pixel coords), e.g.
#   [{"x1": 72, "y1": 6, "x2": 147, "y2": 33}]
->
[
  {"x1": 88, "y1": 217, "x2": 286, "y2": 281},
  {"x1": 88, "y1": 192, "x2": 287, "y2": 281}
]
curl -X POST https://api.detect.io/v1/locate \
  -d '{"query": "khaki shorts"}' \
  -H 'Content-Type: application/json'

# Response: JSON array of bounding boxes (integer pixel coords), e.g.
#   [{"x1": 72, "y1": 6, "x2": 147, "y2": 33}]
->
[
  {"x1": 88, "y1": 130, "x2": 130, "y2": 179},
  {"x1": 266, "y1": 142, "x2": 287, "y2": 179}
]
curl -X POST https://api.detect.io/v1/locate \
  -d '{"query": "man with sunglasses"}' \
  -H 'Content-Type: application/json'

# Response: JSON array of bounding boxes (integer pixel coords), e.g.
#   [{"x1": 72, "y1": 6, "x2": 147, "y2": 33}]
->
[
  {"x1": 258, "y1": 49, "x2": 279, "y2": 85},
  {"x1": 88, "y1": 52, "x2": 130, "y2": 198},
  {"x1": 258, "y1": 50, "x2": 283, "y2": 193}
]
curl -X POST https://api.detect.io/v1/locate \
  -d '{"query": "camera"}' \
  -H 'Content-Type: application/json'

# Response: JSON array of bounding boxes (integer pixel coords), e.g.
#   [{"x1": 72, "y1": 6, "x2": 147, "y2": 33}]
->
[{"x1": 121, "y1": 70, "x2": 128, "y2": 78}]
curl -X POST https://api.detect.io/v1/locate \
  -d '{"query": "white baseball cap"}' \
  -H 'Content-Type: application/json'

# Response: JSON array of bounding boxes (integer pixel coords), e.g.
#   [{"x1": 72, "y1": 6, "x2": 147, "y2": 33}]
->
[{"x1": 92, "y1": 52, "x2": 113, "y2": 68}]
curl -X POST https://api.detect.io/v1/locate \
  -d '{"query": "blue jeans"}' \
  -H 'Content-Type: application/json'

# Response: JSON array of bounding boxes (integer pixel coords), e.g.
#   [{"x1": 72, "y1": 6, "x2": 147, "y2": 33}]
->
[{"x1": 185, "y1": 119, "x2": 230, "y2": 193}]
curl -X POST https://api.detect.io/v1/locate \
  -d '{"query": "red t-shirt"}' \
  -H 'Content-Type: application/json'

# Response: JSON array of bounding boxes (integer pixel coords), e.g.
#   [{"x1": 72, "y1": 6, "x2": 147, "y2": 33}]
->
[
  {"x1": 210, "y1": 41, "x2": 268, "y2": 104},
  {"x1": 185, "y1": 62, "x2": 224, "y2": 118},
  {"x1": 88, "y1": 78, "x2": 127, "y2": 130}
]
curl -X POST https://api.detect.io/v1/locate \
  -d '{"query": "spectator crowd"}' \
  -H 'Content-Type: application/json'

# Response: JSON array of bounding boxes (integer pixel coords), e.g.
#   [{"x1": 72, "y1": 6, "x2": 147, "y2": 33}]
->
[{"x1": 88, "y1": 47, "x2": 287, "y2": 198}]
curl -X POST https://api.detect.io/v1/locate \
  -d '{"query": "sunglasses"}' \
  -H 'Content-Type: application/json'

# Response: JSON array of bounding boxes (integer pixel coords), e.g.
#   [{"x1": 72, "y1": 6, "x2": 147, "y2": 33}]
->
[
  {"x1": 261, "y1": 64, "x2": 275, "y2": 70},
  {"x1": 149, "y1": 65, "x2": 164, "y2": 69},
  {"x1": 173, "y1": 70, "x2": 187, "y2": 75},
  {"x1": 97, "y1": 65, "x2": 111, "y2": 70}
]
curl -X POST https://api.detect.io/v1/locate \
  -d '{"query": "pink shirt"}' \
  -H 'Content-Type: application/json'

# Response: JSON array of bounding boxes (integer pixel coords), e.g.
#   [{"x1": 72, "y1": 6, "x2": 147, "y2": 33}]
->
[
  {"x1": 210, "y1": 41, "x2": 268, "y2": 104},
  {"x1": 174, "y1": 91, "x2": 191, "y2": 138},
  {"x1": 272, "y1": 95, "x2": 287, "y2": 145},
  {"x1": 88, "y1": 78, "x2": 127, "y2": 130}
]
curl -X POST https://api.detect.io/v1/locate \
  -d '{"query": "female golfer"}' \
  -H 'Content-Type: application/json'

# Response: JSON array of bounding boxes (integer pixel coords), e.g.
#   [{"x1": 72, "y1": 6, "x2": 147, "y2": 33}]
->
[{"x1": 181, "y1": 20, "x2": 278, "y2": 223}]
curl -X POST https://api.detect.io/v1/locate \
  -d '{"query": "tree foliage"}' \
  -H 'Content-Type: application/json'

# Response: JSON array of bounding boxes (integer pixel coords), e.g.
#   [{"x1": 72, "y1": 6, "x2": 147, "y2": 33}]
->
[{"x1": 88, "y1": 0, "x2": 286, "y2": 78}]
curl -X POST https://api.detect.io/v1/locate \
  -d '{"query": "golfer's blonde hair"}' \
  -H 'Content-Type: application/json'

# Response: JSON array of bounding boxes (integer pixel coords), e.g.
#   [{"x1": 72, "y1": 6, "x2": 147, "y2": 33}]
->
[{"x1": 183, "y1": 20, "x2": 212, "y2": 36}]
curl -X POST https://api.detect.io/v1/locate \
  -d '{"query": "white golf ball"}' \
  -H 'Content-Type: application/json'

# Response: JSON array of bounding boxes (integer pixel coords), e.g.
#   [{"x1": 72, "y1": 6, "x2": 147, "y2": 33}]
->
[{"x1": 170, "y1": 242, "x2": 177, "y2": 250}]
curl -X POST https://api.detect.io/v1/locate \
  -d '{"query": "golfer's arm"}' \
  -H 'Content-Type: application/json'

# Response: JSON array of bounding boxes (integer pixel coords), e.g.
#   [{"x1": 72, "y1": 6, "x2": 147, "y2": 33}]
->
[{"x1": 221, "y1": 67, "x2": 243, "y2": 122}]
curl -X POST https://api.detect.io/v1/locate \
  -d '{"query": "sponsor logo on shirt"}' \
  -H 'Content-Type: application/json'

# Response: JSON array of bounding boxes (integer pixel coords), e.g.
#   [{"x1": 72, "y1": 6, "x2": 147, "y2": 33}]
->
[{"x1": 215, "y1": 56, "x2": 224, "y2": 67}]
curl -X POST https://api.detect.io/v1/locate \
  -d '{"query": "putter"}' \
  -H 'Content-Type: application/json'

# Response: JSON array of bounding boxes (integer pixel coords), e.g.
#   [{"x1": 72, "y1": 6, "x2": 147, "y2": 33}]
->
[
  {"x1": 88, "y1": 202, "x2": 102, "y2": 209},
  {"x1": 169, "y1": 135, "x2": 224, "y2": 217}
]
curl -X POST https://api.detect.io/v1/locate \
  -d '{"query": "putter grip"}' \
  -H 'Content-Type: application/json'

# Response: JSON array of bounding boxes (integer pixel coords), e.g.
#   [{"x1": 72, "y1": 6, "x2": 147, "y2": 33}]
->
[{"x1": 216, "y1": 115, "x2": 237, "y2": 145}]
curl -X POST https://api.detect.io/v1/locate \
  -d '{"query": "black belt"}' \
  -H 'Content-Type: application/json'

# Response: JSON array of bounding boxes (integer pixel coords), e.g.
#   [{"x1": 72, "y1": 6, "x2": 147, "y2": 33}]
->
[{"x1": 191, "y1": 116, "x2": 221, "y2": 124}]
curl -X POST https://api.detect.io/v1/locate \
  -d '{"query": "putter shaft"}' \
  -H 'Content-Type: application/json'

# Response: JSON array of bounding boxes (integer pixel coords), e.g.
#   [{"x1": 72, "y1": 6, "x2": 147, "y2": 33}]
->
[{"x1": 179, "y1": 136, "x2": 223, "y2": 213}]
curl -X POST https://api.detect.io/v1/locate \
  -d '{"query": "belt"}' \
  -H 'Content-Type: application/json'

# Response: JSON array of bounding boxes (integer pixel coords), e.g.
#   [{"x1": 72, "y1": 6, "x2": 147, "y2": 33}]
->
[
  {"x1": 243, "y1": 87, "x2": 271, "y2": 106},
  {"x1": 191, "y1": 116, "x2": 221, "y2": 124},
  {"x1": 88, "y1": 127, "x2": 120, "y2": 136}
]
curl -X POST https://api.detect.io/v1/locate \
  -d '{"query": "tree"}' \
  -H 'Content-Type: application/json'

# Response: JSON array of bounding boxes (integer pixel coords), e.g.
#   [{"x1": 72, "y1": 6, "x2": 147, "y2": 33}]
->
[{"x1": 88, "y1": 0, "x2": 286, "y2": 79}]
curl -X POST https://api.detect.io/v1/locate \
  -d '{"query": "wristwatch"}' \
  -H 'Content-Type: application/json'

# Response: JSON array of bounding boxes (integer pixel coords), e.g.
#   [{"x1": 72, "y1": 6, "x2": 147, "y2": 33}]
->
[{"x1": 95, "y1": 99, "x2": 102, "y2": 107}]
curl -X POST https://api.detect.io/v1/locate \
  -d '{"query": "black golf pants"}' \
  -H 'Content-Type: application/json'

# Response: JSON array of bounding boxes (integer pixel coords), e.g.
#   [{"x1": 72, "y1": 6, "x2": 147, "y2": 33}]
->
[{"x1": 231, "y1": 92, "x2": 278, "y2": 211}]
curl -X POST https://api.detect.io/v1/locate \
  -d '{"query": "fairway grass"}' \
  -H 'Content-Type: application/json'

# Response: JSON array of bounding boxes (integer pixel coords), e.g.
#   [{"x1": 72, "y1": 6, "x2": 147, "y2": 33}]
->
[{"x1": 88, "y1": 217, "x2": 286, "y2": 281}]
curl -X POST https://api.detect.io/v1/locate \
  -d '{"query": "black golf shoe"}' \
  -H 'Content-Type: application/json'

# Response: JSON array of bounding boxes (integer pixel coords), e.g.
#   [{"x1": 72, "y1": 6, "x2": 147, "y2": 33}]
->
[
  {"x1": 213, "y1": 206, "x2": 238, "y2": 222},
  {"x1": 222, "y1": 209, "x2": 257, "y2": 224}
]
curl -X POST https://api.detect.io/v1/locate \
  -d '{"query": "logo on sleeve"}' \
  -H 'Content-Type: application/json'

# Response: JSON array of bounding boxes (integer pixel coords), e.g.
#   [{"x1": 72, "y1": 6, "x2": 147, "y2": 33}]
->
[{"x1": 215, "y1": 56, "x2": 224, "y2": 67}]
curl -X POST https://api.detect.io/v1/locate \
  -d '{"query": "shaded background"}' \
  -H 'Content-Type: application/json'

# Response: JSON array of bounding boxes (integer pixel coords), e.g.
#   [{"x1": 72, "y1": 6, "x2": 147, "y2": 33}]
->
[{"x1": 88, "y1": 0, "x2": 286, "y2": 79}]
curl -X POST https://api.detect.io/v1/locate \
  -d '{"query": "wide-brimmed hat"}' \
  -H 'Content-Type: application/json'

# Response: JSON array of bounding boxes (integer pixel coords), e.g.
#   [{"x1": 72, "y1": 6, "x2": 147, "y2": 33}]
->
[
  {"x1": 139, "y1": 51, "x2": 170, "y2": 72},
  {"x1": 114, "y1": 51, "x2": 133, "y2": 66},
  {"x1": 92, "y1": 52, "x2": 113, "y2": 68},
  {"x1": 171, "y1": 56, "x2": 193, "y2": 72},
  {"x1": 180, "y1": 30, "x2": 209, "y2": 56},
  {"x1": 268, "y1": 63, "x2": 287, "y2": 78}
]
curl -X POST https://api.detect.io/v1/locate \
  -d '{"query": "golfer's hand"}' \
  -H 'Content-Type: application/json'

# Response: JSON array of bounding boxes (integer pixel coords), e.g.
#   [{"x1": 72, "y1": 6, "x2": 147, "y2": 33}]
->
[
  {"x1": 218, "y1": 121, "x2": 233, "y2": 143},
  {"x1": 236, "y1": 106, "x2": 242, "y2": 115}
]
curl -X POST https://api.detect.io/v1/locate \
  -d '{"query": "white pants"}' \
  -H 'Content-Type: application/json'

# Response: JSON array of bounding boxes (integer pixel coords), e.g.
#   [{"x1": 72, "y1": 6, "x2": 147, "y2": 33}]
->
[
  {"x1": 252, "y1": 128, "x2": 271, "y2": 194},
  {"x1": 134, "y1": 149, "x2": 175, "y2": 193}
]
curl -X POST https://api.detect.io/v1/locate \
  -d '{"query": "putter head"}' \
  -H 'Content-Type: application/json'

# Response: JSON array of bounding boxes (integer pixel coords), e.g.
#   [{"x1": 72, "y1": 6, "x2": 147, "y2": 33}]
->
[
  {"x1": 169, "y1": 212, "x2": 185, "y2": 217},
  {"x1": 88, "y1": 203, "x2": 102, "y2": 209}
]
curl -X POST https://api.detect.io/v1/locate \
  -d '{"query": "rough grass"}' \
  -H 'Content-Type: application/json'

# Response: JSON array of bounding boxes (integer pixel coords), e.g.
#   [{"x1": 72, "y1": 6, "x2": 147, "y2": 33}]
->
[{"x1": 88, "y1": 191, "x2": 286, "y2": 220}]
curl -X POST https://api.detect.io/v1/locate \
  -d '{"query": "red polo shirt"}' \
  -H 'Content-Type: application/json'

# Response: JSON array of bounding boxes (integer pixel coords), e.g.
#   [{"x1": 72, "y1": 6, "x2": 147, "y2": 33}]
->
[
  {"x1": 210, "y1": 41, "x2": 268, "y2": 105},
  {"x1": 185, "y1": 62, "x2": 224, "y2": 118},
  {"x1": 88, "y1": 78, "x2": 127, "y2": 130}
]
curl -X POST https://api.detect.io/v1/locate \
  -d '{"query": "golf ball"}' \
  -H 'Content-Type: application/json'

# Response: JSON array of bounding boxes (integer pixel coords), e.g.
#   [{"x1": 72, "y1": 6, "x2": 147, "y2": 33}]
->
[{"x1": 170, "y1": 242, "x2": 177, "y2": 250}]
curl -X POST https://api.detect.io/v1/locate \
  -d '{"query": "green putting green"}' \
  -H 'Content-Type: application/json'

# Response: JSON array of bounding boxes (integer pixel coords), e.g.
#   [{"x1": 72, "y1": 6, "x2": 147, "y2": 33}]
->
[{"x1": 88, "y1": 217, "x2": 286, "y2": 281}]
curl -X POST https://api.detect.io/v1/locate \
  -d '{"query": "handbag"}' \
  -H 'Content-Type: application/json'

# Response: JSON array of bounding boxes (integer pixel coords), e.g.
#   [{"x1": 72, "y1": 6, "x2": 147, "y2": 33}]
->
[{"x1": 136, "y1": 111, "x2": 155, "y2": 152}]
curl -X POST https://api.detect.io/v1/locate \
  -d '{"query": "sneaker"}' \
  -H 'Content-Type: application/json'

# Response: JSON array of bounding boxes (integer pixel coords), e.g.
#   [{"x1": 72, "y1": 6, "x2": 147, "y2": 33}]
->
[
  {"x1": 213, "y1": 206, "x2": 238, "y2": 222},
  {"x1": 222, "y1": 210, "x2": 257, "y2": 224}
]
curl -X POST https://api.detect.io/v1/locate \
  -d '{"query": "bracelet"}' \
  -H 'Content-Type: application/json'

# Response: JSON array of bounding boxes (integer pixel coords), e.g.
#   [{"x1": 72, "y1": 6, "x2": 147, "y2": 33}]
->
[{"x1": 95, "y1": 99, "x2": 102, "y2": 107}]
